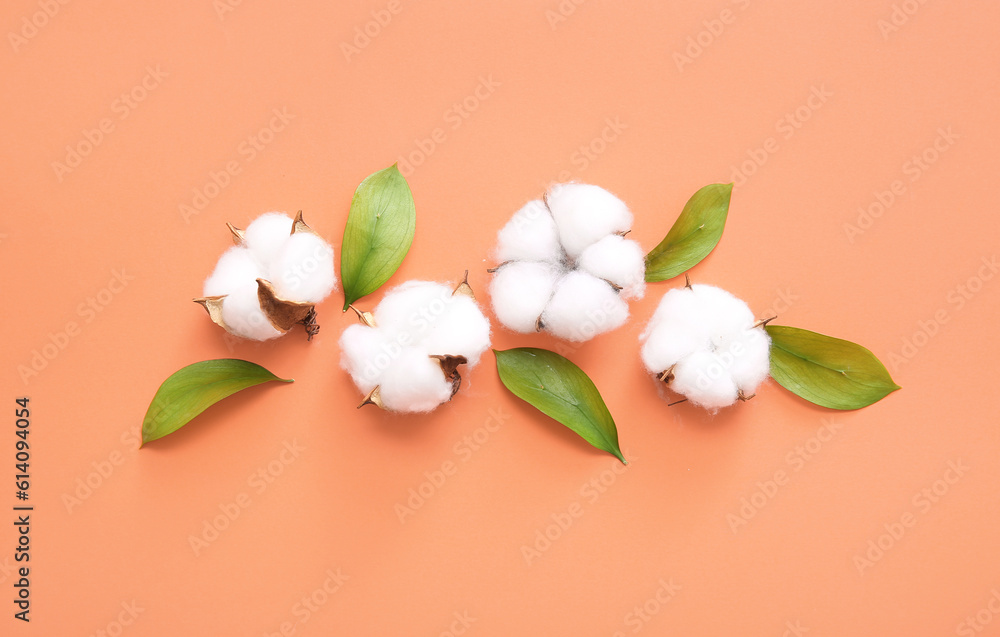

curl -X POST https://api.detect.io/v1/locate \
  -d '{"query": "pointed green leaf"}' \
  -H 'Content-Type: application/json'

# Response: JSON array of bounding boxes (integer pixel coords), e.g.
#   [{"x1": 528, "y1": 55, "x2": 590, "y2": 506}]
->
[
  {"x1": 645, "y1": 183, "x2": 732, "y2": 282},
  {"x1": 766, "y1": 325, "x2": 900, "y2": 410},
  {"x1": 494, "y1": 348, "x2": 625, "y2": 463},
  {"x1": 341, "y1": 164, "x2": 416, "y2": 310},
  {"x1": 141, "y1": 359, "x2": 293, "y2": 446}
]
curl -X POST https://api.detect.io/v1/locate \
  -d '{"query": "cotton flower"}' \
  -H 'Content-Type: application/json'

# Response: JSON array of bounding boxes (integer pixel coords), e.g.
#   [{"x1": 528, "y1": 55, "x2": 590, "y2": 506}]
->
[
  {"x1": 195, "y1": 211, "x2": 336, "y2": 341},
  {"x1": 339, "y1": 276, "x2": 491, "y2": 413},
  {"x1": 489, "y1": 183, "x2": 646, "y2": 341},
  {"x1": 640, "y1": 283, "x2": 772, "y2": 410}
]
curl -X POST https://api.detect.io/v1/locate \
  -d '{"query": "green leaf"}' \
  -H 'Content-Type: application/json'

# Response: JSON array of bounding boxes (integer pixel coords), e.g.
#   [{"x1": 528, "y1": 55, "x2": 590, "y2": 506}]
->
[
  {"x1": 766, "y1": 325, "x2": 900, "y2": 410},
  {"x1": 340, "y1": 164, "x2": 416, "y2": 310},
  {"x1": 141, "y1": 359, "x2": 293, "y2": 446},
  {"x1": 494, "y1": 348, "x2": 625, "y2": 463},
  {"x1": 645, "y1": 183, "x2": 732, "y2": 282}
]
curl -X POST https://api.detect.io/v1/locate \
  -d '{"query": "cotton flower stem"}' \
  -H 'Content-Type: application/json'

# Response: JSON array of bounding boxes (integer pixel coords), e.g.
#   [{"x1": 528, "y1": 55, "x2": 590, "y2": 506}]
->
[
  {"x1": 193, "y1": 295, "x2": 228, "y2": 330},
  {"x1": 486, "y1": 261, "x2": 512, "y2": 274},
  {"x1": 603, "y1": 278, "x2": 623, "y2": 292},
  {"x1": 684, "y1": 274, "x2": 692, "y2": 289},
  {"x1": 737, "y1": 390, "x2": 756, "y2": 402},
  {"x1": 300, "y1": 307, "x2": 319, "y2": 341},
  {"x1": 226, "y1": 222, "x2": 246, "y2": 246},
  {"x1": 667, "y1": 398, "x2": 688, "y2": 407},
  {"x1": 751, "y1": 316, "x2": 777, "y2": 330},
  {"x1": 453, "y1": 270, "x2": 475, "y2": 300},
  {"x1": 358, "y1": 385, "x2": 384, "y2": 410},
  {"x1": 292, "y1": 210, "x2": 319, "y2": 237},
  {"x1": 658, "y1": 365, "x2": 676, "y2": 384},
  {"x1": 348, "y1": 304, "x2": 377, "y2": 327}
]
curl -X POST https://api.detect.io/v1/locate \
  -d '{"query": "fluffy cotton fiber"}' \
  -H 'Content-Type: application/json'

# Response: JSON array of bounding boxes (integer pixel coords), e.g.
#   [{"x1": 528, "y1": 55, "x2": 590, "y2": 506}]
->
[
  {"x1": 200, "y1": 212, "x2": 337, "y2": 340},
  {"x1": 269, "y1": 233, "x2": 337, "y2": 303},
  {"x1": 639, "y1": 284, "x2": 771, "y2": 410},
  {"x1": 339, "y1": 280, "x2": 492, "y2": 413},
  {"x1": 489, "y1": 183, "x2": 645, "y2": 342}
]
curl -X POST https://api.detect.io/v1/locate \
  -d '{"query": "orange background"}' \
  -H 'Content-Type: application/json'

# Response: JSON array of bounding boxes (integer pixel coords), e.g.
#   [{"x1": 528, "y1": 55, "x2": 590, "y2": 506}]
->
[{"x1": 2, "y1": 1, "x2": 999, "y2": 635}]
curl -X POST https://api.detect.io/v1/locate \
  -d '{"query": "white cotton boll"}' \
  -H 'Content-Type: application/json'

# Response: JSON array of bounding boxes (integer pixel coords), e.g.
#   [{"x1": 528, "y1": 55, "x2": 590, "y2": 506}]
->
[
  {"x1": 373, "y1": 281, "x2": 453, "y2": 342},
  {"x1": 640, "y1": 283, "x2": 771, "y2": 409},
  {"x1": 244, "y1": 212, "x2": 293, "y2": 266},
  {"x1": 269, "y1": 233, "x2": 337, "y2": 304},
  {"x1": 725, "y1": 328, "x2": 771, "y2": 393},
  {"x1": 640, "y1": 319, "x2": 702, "y2": 374},
  {"x1": 541, "y1": 271, "x2": 629, "y2": 341},
  {"x1": 423, "y1": 296, "x2": 491, "y2": 366},
  {"x1": 670, "y1": 351, "x2": 739, "y2": 410},
  {"x1": 495, "y1": 200, "x2": 562, "y2": 264},
  {"x1": 645, "y1": 287, "x2": 698, "y2": 333},
  {"x1": 488, "y1": 181, "x2": 643, "y2": 342},
  {"x1": 489, "y1": 261, "x2": 562, "y2": 333},
  {"x1": 377, "y1": 348, "x2": 455, "y2": 413},
  {"x1": 577, "y1": 234, "x2": 646, "y2": 300},
  {"x1": 341, "y1": 280, "x2": 492, "y2": 412},
  {"x1": 691, "y1": 284, "x2": 755, "y2": 334},
  {"x1": 546, "y1": 183, "x2": 633, "y2": 258},
  {"x1": 338, "y1": 324, "x2": 397, "y2": 394},
  {"x1": 203, "y1": 247, "x2": 261, "y2": 297},
  {"x1": 202, "y1": 247, "x2": 282, "y2": 341},
  {"x1": 219, "y1": 282, "x2": 283, "y2": 341}
]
